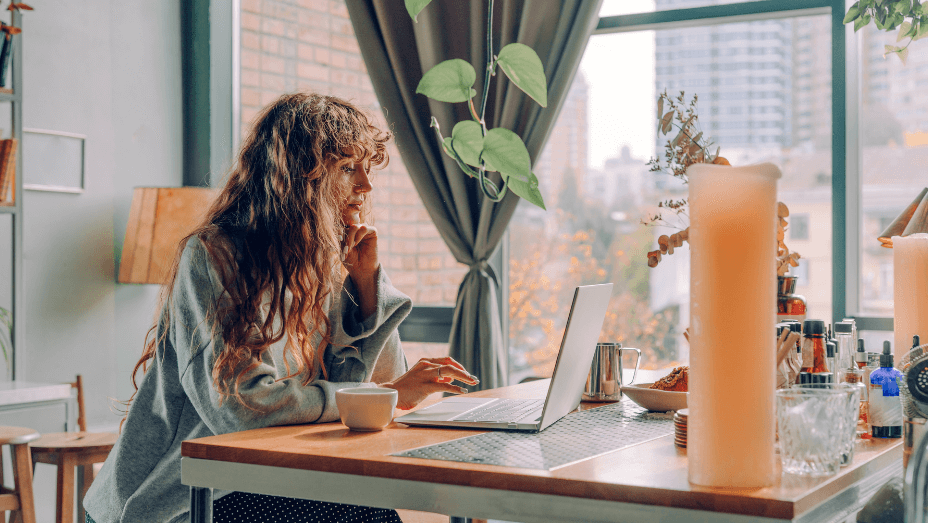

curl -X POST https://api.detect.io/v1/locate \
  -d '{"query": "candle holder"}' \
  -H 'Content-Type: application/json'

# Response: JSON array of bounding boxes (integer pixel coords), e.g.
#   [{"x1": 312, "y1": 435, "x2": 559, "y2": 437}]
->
[{"x1": 687, "y1": 162, "x2": 780, "y2": 488}]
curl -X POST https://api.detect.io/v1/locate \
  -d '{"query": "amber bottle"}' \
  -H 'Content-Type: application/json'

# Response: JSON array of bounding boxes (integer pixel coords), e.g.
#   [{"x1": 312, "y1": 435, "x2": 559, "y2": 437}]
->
[
  {"x1": 800, "y1": 319, "x2": 828, "y2": 374},
  {"x1": 777, "y1": 276, "x2": 808, "y2": 324}
]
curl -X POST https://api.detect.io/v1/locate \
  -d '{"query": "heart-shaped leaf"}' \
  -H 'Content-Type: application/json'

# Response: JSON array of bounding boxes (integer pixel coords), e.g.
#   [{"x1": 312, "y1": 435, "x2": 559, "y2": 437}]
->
[
  {"x1": 451, "y1": 121, "x2": 484, "y2": 168},
  {"x1": 844, "y1": 2, "x2": 861, "y2": 23},
  {"x1": 405, "y1": 0, "x2": 432, "y2": 22},
  {"x1": 507, "y1": 172, "x2": 546, "y2": 210},
  {"x1": 416, "y1": 59, "x2": 478, "y2": 103},
  {"x1": 855, "y1": 13, "x2": 871, "y2": 31},
  {"x1": 916, "y1": 18, "x2": 928, "y2": 39},
  {"x1": 496, "y1": 43, "x2": 548, "y2": 108},
  {"x1": 482, "y1": 128, "x2": 532, "y2": 182}
]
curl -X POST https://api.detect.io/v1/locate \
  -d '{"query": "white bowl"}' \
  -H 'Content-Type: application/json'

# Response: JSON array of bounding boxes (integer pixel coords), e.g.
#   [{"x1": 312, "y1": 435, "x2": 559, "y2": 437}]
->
[
  {"x1": 335, "y1": 387, "x2": 398, "y2": 431},
  {"x1": 621, "y1": 382, "x2": 688, "y2": 412}
]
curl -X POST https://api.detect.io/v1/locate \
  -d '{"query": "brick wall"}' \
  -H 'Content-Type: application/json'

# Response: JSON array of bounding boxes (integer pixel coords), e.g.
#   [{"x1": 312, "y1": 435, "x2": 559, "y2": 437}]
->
[{"x1": 241, "y1": 0, "x2": 466, "y2": 360}]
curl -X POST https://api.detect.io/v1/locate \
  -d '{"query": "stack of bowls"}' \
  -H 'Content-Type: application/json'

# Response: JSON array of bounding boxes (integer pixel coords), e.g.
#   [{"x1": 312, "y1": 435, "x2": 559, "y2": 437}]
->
[{"x1": 674, "y1": 408, "x2": 688, "y2": 449}]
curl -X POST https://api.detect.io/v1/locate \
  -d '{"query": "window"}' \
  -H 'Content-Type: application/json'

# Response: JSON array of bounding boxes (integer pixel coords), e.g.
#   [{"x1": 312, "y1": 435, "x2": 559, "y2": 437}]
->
[
  {"x1": 790, "y1": 213, "x2": 809, "y2": 241},
  {"x1": 508, "y1": 2, "x2": 833, "y2": 382},
  {"x1": 857, "y1": 23, "x2": 927, "y2": 318}
]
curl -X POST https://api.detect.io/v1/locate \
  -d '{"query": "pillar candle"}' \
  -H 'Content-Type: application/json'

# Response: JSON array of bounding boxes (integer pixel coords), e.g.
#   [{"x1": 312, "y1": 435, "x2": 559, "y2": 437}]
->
[
  {"x1": 894, "y1": 233, "x2": 928, "y2": 361},
  {"x1": 688, "y1": 162, "x2": 780, "y2": 488}
]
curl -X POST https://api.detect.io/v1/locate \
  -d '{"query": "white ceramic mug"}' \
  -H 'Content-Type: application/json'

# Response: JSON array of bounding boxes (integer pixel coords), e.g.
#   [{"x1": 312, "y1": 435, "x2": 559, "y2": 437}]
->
[{"x1": 335, "y1": 387, "x2": 398, "y2": 431}]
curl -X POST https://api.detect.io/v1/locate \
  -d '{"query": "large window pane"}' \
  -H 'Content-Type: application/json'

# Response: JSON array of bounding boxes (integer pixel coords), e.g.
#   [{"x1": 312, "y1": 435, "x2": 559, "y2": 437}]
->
[
  {"x1": 509, "y1": 15, "x2": 832, "y2": 383},
  {"x1": 858, "y1": 25, "x2": 928, "y2": 317}
]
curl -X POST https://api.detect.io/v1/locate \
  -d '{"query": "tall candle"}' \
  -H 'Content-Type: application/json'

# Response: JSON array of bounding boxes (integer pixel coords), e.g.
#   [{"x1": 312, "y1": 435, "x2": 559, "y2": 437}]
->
[
  {"x1": 688, "y1": 162, "x2": 780, "y2": 488},
  {"x1": 894, "y1": 233, "x2": 928, "y2": 361}
]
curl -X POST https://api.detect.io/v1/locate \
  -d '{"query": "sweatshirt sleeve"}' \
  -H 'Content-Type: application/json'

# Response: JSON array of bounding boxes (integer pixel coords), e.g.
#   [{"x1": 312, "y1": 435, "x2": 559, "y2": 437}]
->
[
  {"x1": 173, "y1": 238, "x2": 409, "y2": 434},
  {"x1": 324, "y1": 266, "x2": 412, "y2": 385}
]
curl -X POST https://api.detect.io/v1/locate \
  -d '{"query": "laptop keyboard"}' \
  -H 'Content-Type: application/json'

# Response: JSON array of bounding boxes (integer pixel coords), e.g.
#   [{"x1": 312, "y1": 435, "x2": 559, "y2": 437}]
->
[{"x1": 453, "y1": 399, "x2": 545, "y2": 423}]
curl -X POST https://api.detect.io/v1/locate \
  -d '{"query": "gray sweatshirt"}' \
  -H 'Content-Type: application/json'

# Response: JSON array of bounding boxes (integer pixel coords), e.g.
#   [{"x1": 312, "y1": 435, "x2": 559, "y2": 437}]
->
[{"x1": 84, "y1": 236, "x2": 412, "y2": 522}]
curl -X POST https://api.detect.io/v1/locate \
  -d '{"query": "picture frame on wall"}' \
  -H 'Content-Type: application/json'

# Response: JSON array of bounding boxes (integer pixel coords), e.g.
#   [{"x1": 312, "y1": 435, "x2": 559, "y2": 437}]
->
[{"x1": 22, "y1": 128, "x2": 85, "y2": 193}]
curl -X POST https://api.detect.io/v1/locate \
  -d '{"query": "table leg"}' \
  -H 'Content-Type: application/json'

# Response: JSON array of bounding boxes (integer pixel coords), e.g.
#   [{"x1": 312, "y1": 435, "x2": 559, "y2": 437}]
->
[
  {"x1": 77, "y1": 464, "x2": 93, "y2": 523},
  {"x1": 190, "y1": 486, "x2": 214, "y2": 523}
]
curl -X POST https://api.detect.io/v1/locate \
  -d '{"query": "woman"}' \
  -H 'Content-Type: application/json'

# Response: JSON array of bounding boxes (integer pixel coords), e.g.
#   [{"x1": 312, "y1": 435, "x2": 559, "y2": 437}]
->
[{"x1": 84, "y1": 93, "x2": 478, "y2": 523}]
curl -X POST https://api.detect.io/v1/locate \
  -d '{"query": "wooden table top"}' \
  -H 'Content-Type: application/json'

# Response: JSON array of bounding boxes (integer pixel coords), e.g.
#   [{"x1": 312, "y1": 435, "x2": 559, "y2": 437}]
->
[{"x1": 181, "y1": 380, "x2": 902, "y2": 520}]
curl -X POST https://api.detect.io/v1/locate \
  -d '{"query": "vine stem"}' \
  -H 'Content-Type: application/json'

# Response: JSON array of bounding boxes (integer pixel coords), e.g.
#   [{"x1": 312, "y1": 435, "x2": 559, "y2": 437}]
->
[{"x1": 473, "y1": 0, "x2": 507, "y2": 203}]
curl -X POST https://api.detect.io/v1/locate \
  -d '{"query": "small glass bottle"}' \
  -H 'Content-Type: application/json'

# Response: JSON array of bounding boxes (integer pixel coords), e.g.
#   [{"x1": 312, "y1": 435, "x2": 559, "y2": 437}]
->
[
  {"x1": 777, "y1": 275, "x2": 807, "y2": 324},
  {"x1": 870, "y1": 341, "x2": 903, "y2": 439},
  {"x1": 800, "y1": 319, "x2": 828, "y2": 374},
  {"x1": 843, "y1": 368, "x2": 870, "y2": 438},
  {"x1": 855, "y1": 339, "x2": 868, "y2": 369},
  {"x1": 835, "y1": 321, "x2": 855, "y2": 371},
  {"x1": 825, "y1": 342, "x2": 837, "y2": 382}
]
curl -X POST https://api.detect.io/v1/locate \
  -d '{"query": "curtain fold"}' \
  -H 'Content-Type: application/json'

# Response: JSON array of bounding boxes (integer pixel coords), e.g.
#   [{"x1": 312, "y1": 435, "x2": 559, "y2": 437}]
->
[{"x1": 347, "y1": 0, "x2": 603, "y2": 389}]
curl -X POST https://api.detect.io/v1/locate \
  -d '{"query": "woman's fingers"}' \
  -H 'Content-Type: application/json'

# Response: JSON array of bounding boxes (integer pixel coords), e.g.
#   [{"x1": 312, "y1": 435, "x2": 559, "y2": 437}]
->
[{"x1": 416, "y1": 359, "x2": 478, "y2": 385}]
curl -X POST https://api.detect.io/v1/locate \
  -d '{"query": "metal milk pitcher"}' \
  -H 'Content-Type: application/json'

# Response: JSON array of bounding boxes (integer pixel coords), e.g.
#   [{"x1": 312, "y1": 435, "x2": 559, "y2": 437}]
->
[{"x1": 583, "y1": 342, "x2": 641, "y2": 401}]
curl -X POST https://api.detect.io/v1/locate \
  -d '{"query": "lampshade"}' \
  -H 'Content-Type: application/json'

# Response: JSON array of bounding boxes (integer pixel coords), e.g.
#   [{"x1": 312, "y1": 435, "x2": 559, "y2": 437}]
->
[
  {"x1": 119, "y1": 187, "x2": 218, "y2": 284},
  {"x1": 879, "y1": 187, "x2": 928, "y2": 248}
]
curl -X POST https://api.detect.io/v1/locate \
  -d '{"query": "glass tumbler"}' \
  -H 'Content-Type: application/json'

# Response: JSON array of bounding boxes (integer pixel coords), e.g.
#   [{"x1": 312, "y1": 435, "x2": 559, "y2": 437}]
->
[
  {"x1": 776, "y1": 386, "x2": 861, "y2": 476},
  {"x1": 789, "y1": 384, "x2": 862, "y2": 466}
]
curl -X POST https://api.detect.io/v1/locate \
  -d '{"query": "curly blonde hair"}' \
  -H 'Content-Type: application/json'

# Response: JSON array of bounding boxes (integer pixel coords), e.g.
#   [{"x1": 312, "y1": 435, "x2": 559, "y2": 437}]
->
[{"x1": 129, "y1": 92, "x2": 391, "y2": 405}]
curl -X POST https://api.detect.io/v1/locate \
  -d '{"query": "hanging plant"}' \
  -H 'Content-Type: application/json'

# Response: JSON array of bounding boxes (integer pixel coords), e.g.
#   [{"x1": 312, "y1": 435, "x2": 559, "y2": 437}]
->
[
  {"x1": 844, "y1": 0, "x2": 928, "y2": 64},
  {"x1": 405, "y1": 0, "x2": 548, "y2": 210}
]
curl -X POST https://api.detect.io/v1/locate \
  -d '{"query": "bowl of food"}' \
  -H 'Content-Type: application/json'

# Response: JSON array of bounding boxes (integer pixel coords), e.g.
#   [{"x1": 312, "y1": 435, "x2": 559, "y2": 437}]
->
[{"x1": 621, "y1": 366, "x2": 688, "y2": 412}]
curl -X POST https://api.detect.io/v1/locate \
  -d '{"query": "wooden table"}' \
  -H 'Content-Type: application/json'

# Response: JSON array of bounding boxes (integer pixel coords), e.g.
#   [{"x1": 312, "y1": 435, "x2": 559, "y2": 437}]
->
[{"x1": 181, "y1": 380, "x2": 902, "y2": 523}]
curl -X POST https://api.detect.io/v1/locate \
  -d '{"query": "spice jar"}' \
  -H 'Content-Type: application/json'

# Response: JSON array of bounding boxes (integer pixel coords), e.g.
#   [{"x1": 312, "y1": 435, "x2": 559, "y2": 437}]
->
[{"x1": 777, "y1": 275, "x2": 807, "y2": 324}]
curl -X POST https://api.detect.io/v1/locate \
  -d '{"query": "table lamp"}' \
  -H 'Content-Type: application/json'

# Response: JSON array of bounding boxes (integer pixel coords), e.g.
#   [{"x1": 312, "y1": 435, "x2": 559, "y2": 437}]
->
[{"x1": 118, "y1": 187, "x2": 218, "y2": 284}]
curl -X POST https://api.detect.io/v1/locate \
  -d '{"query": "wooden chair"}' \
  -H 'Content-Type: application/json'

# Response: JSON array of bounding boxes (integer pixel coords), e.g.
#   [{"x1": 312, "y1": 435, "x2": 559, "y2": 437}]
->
[
  {"x1": 0, "y1": 426, "x2": 39, "y2": 523},
  {"x1": 29, "y1": 375, "x2": 118, "y2": 523}
]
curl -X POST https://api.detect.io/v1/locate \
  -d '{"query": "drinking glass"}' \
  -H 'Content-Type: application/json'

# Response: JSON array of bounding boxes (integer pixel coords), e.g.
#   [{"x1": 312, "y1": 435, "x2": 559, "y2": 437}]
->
[
  {"x1": 777, "y1": 386, "x2": 861, "y2": 476},
  {"x1": 791, "y1": 383, "x2": 862, "y2": 466}
]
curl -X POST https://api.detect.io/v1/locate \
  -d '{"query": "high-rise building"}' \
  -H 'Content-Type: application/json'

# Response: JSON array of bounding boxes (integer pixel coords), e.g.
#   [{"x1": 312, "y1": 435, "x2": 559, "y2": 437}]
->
[
  {"x1": 654, "y1": 0, "x2": 793, "y2": 155},
  {"x1": 534, "y1": 71, "x2": 589, "y2": 210}
]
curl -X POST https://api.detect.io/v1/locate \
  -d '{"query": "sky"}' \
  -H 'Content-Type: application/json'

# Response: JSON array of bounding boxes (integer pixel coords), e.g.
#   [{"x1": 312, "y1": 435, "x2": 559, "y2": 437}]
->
[{"x1": 581, "y1": 0, "x2": 657, "y2": 170}]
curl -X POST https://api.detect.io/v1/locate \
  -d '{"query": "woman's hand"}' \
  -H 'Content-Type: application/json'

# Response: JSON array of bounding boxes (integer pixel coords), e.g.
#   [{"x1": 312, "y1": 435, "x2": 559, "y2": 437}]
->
[
  {"x1": 342, "y1": 223, "x2": 379, "y2": 278},
  {"x1": 342, "y1": 223, "x2": 379, "y2": 317},
  {"x1": 380, "y1": 357, "x2": 480, "y2": 410}
]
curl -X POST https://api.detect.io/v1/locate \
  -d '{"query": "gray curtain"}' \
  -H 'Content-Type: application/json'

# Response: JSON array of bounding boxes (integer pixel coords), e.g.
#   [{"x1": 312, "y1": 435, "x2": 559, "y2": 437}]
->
[{"x1": 347, "y1": 0, "x2": 603, "y2": 389}]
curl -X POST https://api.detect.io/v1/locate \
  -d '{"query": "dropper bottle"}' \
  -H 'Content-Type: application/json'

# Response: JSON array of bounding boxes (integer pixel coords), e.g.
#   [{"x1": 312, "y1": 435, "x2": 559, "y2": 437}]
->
[
  {"x1": 869, "y1": 341, "x2": 902, "y2": 438},
  {"x1": 855, "y1": 339, "x2": 868, "y2": 369}
]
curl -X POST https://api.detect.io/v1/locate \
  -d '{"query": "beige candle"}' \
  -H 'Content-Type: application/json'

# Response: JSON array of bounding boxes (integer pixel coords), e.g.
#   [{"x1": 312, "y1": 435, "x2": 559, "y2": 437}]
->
[
  {"x1": 688, "y1": 162, "x2": 780, "y2": 488},
  {"x1": 894, "y1": 233, "x2": 928, "y2": 361}
]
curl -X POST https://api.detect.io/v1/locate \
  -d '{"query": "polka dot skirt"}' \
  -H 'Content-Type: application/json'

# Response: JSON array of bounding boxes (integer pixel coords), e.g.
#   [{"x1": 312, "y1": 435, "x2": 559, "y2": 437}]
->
[
  {"x1": 85, "y1": 492, "x2": 403, "y2": 523},
  {"x1": 214, "y1": 491, "x2": 403, "y2": 523}
]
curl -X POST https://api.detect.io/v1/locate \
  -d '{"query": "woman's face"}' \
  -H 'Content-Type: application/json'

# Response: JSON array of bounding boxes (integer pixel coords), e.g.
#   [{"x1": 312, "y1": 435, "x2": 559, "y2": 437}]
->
[{"x1": 340, "y1": 158, "x2": 372, "y2": 225}]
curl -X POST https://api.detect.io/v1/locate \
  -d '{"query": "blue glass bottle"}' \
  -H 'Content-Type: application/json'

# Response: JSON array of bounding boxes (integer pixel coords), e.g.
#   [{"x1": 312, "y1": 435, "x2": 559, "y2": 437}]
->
[{"x1": 869, "y1": 341, "x2": 902, "y2": 438}]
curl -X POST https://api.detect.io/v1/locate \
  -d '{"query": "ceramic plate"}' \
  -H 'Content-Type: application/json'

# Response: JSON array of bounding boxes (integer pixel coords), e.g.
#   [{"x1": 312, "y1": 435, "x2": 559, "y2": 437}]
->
[{"x1": 621, "y1": 382, "x2": 688, "y2": 412}]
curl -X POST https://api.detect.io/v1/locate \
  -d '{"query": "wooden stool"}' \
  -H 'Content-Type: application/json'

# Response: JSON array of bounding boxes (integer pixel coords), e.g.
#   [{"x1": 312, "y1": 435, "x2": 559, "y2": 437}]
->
[
  {"x1": 29, "y1": 376, "x2": 118, "y2": 523},
  {"x1": 0, "y1": 426, "x2": 39, "y2": 523}
]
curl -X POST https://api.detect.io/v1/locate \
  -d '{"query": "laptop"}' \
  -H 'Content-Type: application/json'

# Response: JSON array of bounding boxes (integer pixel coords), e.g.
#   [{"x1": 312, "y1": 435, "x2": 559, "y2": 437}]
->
[{"x1": 396, "y1": 283, "x2": 613, "y2": 433}]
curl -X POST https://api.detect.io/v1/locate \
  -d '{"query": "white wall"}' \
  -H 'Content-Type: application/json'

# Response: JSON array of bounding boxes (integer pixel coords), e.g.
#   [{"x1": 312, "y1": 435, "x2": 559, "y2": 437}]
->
[{"x1": 21, "y1": 0, "x2": 182, "y2": 427}]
